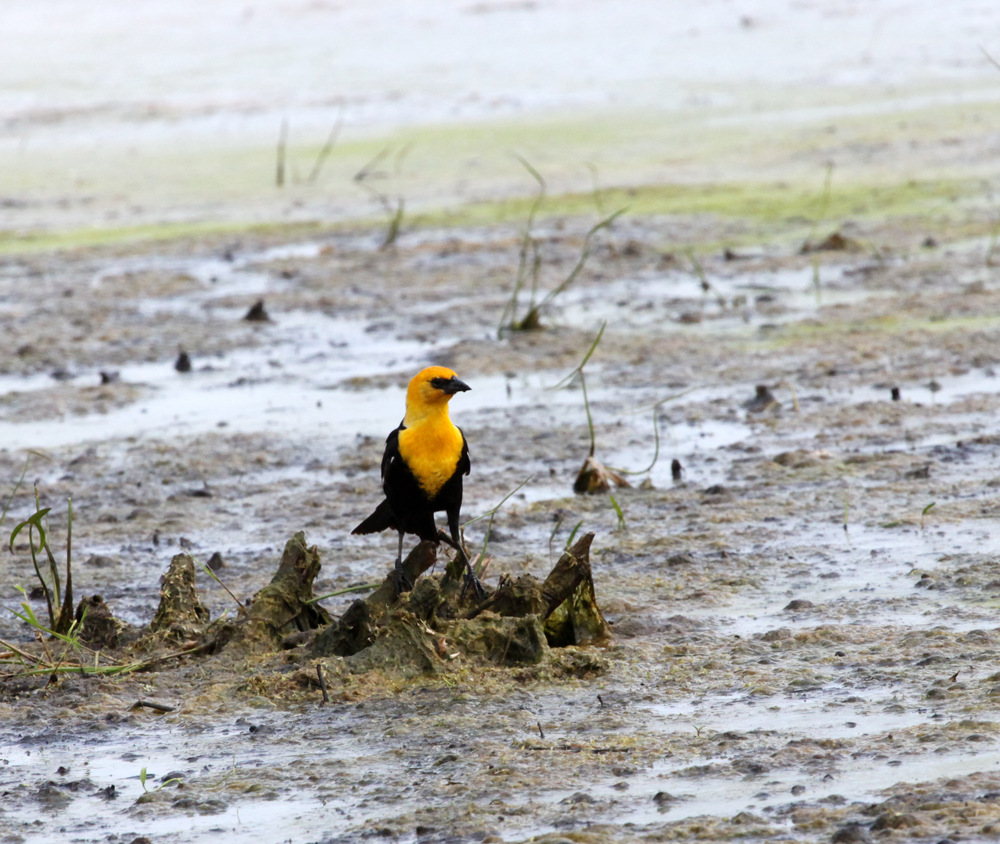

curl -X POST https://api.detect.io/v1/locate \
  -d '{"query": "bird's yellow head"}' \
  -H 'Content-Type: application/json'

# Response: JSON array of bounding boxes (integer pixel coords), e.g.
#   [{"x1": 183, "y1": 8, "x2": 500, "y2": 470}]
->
[{"x1": 404, "y1": 366, "x2": 471, "y2": 420}]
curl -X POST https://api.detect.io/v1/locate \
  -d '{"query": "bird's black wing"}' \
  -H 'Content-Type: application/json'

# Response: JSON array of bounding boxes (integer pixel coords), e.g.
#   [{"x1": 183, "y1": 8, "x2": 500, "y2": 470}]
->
[
  {"x1": 380, "y1": 421, "x2": 404, "y2": 485},
  {"x1": 457, "y1": 426, "x2": 471, "y2": 477},
  {"x1": 351, "y1": 423, "x2": 404, "y2": 536}
]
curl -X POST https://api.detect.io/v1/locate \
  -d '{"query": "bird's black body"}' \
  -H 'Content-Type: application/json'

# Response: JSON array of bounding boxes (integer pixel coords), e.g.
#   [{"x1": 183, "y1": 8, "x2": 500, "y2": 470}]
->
[{"x1": 352, "y1": 422, "x2": 470, "y2": 543}]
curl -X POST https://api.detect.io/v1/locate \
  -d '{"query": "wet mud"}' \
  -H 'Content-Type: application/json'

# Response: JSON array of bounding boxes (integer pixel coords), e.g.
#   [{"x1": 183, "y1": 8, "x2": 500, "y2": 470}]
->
[{"x1": 3, "y1": 215, "x2": 1000, "y2": 843}]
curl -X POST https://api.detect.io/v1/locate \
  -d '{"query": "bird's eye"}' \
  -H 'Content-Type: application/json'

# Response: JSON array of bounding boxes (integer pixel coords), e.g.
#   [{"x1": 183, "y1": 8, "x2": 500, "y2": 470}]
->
[{"x1": 429, "y1": 377, "x2": 449, "y2": 390}]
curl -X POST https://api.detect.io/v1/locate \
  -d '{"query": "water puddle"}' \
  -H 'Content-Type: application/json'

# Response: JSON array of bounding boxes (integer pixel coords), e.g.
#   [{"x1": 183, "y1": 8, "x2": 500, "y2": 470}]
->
[
  {"x1": 91, "y1": 242, "x2": 325, "y2": 307},
  {"x1": 551, "y1": 263, "x2": 881, "y2": 336},
  {"x1": 669, "y1": 517, "x2": 1000, "y2": 641},
  {"x1": 854, "y1": 366, "x2": 1000, "y2": 406},
  {"x1": 642, "y1": 684, "x2": 926, "y2": 740},
  {"x1": 513, "y1": 679, "x2": 1000, "y2": 836},
  {"x1": 0, "y1": 707, "x2": 401, "y2": 844},
  {"x1": 595, "y1": 745, "x2": 1000, "y2": 829},
  {"x1": 0, "y1": 310, "x2": 426, "y2": 450}
]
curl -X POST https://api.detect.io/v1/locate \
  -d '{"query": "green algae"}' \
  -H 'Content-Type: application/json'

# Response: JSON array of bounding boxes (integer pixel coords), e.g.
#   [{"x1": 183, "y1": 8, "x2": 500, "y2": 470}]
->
[
  {"x1": 0, "y1": 173, "x2": 983, "y2": 259},
  {"x1": 0, "y1": 218, "x2": 336, "y2": 256},
  {"x1": 412, "y1": 176, "x2": 974, "y2": 232}
]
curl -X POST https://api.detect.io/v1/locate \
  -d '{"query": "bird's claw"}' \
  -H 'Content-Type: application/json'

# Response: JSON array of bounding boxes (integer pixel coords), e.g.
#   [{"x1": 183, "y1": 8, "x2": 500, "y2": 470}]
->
[
  {"x1": 392, "y1": 559, "x2": 414, "y2": 596},
  {"x1": 460, "y1": 569, "x2": 488, "y2": 603}
]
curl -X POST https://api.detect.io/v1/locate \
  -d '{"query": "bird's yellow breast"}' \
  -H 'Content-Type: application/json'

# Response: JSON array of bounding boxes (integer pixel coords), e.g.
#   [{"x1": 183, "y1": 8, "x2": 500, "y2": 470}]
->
[{"x1": 397, "y1": 419, "x2": 463, "y2": 498}]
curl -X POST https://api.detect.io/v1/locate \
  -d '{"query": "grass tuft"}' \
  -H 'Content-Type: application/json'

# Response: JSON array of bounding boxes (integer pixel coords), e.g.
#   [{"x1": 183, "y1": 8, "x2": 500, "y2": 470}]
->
[
  {"x1": 499, "y1": 157, "x2": 626, "y2": 335},
  {"x1": 354, "y1": 143, "x2": 413, "y2": 249}
]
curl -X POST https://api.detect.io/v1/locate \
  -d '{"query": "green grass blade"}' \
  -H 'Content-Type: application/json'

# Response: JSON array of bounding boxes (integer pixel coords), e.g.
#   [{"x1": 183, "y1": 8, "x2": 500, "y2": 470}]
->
[
  {"x1": 609, "y1": 494, "x2": 627, "y2": 531},
  {"x1": 8, "y1": 508, "x2": 50, "y2": 553},
  {"x1": 564, "y1": 520, "x2": 584, "y2": 551},
  {"x1": 308, "y1": 583, "x2": 380, "y2": 604},
  {"x1": 552, "y1": 321, "x2": 606, "y2": 389},
  {"x1": 462, "y1": 474, "x2": 535, "y2": 528}
]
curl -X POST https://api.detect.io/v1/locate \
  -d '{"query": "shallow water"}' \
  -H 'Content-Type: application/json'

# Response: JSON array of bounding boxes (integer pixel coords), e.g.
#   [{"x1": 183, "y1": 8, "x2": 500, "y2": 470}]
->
[
  {"x1": 4, "y1": 683, "x2": 996, "y2": 844},
  {"x1": 2, "y1": 707, "x2": 409, "y2": 844},
  {"x1": 601, "y1": 745, "x2": 1000, "y2": 828},
  {"x1": 553, "y1": 262, "x2": 884, "y2": 336}
]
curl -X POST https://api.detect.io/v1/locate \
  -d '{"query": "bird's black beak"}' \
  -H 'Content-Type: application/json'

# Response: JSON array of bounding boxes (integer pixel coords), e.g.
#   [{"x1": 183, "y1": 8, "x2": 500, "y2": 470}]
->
[
  {"x1": 430, "y1": 375, "x2": 471, "y2": 395},
  {"x1": 442, "y1": 376, "x2": 471, "y2": 395}
]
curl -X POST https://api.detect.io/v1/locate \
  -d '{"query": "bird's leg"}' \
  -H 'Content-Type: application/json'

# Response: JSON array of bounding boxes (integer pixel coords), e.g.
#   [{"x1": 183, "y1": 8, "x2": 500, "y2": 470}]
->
[
  {"x1": 392, "y1": 531, "x2": 413, "y2": 595},
  {"x1": 443, "y1": 513, "x2": 487, "y2": 602}
]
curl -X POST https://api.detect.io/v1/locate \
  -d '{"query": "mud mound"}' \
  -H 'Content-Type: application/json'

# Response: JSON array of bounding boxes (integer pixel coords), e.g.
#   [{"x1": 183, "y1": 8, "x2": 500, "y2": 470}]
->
[
  {"x1": 3, "y1": 529, "x2": 610, "y2": 701},
  {"x1": 301, "y1": 532, "x2": 610, "y2": 685}
]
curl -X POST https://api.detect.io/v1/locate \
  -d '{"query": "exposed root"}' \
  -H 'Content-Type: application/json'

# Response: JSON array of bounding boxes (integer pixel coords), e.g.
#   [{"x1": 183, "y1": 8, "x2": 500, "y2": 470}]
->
[{"x1": 573, "y1": 455, "x2": 630, "y2": 495}]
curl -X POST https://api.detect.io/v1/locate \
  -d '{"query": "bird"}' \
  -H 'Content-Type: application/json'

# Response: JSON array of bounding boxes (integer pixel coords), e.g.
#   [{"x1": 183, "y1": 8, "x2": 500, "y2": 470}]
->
[{"x1": 352, "y1": 365, "x2": 483, "y2": 597}]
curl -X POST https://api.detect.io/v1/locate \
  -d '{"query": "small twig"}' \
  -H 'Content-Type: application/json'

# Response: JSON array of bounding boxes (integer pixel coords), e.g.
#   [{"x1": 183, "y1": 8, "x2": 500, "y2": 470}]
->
[
  {"x1": 0, "y1": 637, "x2": 42, "y2": 664},
  {"x1": 8, "y1": 641, "x2": 210, "y2": 678},
  {"x1": 35, "y1": 487, "x2": 63, "y2": 627},
  {"x1": 308, "y1": 582, "x2": 380, "y2": 604},
  {"x1": 552, "y1": 322, "x2": 606, "y2": 458},
  {"x1": 581, "y1": 372, "x2": 595, "y2": 457},
  {"x1": 685, "y1": 250, "x2": 726, "y2": 309},
  {"x1": 804, "y1": 160, "x2": 835, "y2": 248},
  {"x1": 380, "y1": 198, "x2": 404, "y2": 250},
  {"x1": 60, "y1": 497, "x2": 73, "y2": 635},
  {"x1": 354, "y1": 144, "x2": 410, "y2": 249},
  {"x1": 354, "y1": 146, "x2": 391, "y2": 183},
  {"x1": 498, "y1": 154, "x2": 547, "y2": 337},
  {"x1": 610, "y1": 406, "x2": 661, "y2": 476},
  {"x1": 537, "y1": 721, "x2": 545, "y2": 740},
  {"x1": 564, "y1": 520, "x2": 584, "y2": 552},
  {"x1": 317, "y1": 665, "x2": 330, "y2": 704},
  {"x1": 535, "y1": 207, "x2": 626, "y2": 314},
  {"x1": 779, "y1": 380, "x2": 801, "y2": 413},
  {"x1": 632, "y1": 387, "x2": 697, "y2": 414},
  {"x1": 132, "y1": 642, "x2": 215, "y2": 670},
  {"x1": 552, "y1": 322, "x2": 606, "y2": 390},
  {"x1": 305, "y1": 105, "x2": 345, "y2": 184},
  {"x1": 981, "y1": 44, "x2": 1000, "y2": 73},
  {"x1": 609, "y1": 493, "x2": 627, "y2": 531},
  {"x1": 132, "y1": 700, "x2": 176, "y2": 713},
  {"x1": 276, "y1": 118, "x2": 288, "y2": 188},
  {"x1": 586, "y1": 162, "x2": 606, "y2": 217},
  {"x1": 463, "y1": 477, "x2": 534, "y2": 529},
  {"x1": 25, "y1": 525, "x2": 56, "y2": 631}
]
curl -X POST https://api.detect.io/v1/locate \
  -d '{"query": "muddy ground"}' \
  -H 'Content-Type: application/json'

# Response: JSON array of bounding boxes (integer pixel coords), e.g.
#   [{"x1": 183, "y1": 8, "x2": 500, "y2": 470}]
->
[{"x1": 3, "y1": 209, "x2": 1000, "y2": 844}]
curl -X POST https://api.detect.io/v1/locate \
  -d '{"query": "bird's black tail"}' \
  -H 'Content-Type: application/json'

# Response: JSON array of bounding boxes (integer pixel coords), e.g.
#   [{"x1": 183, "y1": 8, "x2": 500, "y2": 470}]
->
[{"x1": 351, "y1": 499, "x2": 396, "y2": 535}]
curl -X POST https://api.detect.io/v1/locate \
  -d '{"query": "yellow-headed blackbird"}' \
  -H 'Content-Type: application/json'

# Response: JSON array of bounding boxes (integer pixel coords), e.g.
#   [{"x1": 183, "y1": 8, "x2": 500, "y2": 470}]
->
[{"x1": 352, "y1": 365, "x2": 481, "y2": 594}]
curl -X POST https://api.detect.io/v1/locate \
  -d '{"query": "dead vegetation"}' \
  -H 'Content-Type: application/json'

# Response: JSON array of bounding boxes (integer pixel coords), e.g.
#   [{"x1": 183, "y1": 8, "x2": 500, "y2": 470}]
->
[{"x1": 2, "y1": 526, "x2": 611, "y2": 699}]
